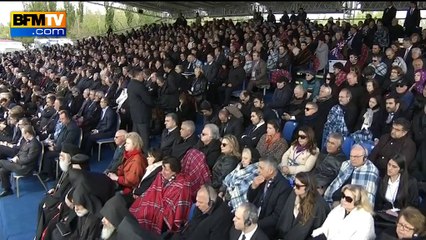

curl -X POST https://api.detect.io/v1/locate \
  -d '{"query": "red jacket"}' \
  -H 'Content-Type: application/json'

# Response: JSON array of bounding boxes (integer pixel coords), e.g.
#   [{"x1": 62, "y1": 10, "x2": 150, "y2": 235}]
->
[{"x1": 116, "y1": 151, "x2": 147, "y2": 195}]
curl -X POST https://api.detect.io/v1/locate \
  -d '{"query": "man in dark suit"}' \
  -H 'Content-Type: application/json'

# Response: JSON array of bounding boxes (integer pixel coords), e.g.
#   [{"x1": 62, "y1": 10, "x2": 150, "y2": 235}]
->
[
  {"x1": 229, "y1": 202, "x2": 269, "y2": 240},
  {"x1": 127, "y1": 68, "x2": 153, "y2": 153},
  {"x1": 218, "y1": 108, "x2": 244, "y2": 138},
  {"x1": 160, "y1": 113, "x2": 180, "y2": 157},
  {"x1": 240, "y1": 108, "x2": 267, "y2": 149},
  {"x1": 173, "y1": 184, "x2": 233, "y2": 240},
  {"x1": 171, "y1": 120, "x2": 199, "y2": 161},
  {"x1": 404, "y1": 1, "x2": 421, "y2": 37},
  {"x1": 247, "y1": 156, "x2": 292, "y2": 240},
  {"x1": 83, "y1": 97, "x2": 117, "y2": 154},
  {"x1": 0, "y1": 125, "x2": 42, "y2": 197},
  {"x1": 80, "y1": 90, "x2": 102, "y2": 133},
  {"x1": 104, "y1": 130, "x2": 127, "y2": 174},
  {"x1": 41, "y1": 110, "x2": 81, "y2": 181},
  {"x1": 0, "y1": 115, "x2": 24, "y2": 159},
  {"x1": 381, "y1": 2, "x2": 397, "y2": 29}
]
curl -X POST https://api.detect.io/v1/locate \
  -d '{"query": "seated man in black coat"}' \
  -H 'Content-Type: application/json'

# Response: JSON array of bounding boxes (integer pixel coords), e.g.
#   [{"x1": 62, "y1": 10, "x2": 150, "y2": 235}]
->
[
  {"x1": 313, "y1": 133, "x2": 346, "y2": 195},
  {"x1": 0, "y1": 125, "x2": 42, "y2": 197},
  {"x1": 229, "y1": 202, "x2": 269, "y2": 240},
  {"x1": 160, "y1": 113, "x2": 180, "y2": 157},
  {"x1": 253, "y1": 93, "x2": 279, "y2": 123},
  {"x1": 41, "y1": 110, "x2": 81, "y2": 181},
  {"x1": 173, "y1": 184, "x2": 233, "y2": 240},
  {"x1": 247, "y1": 156, "x2": 292, "y2": 240},
  {"x1": 218, "y1": 108, "x2": 244, "y2": 138},
  {"x1": 0, "y1": 116, "x2": 27, "y2": 159},
  {"x1": 171, "y1": 120, "x2": 199, "y2": 161},
  {"x1": 240, "y1": 108, "x2": 267, "y2": 149},
  {"x1": 194, "y1": 123, "x2": 222, "y2": 169},
  {"x1": 82, "y1": 97, "x2": 117, "y2": 154}
]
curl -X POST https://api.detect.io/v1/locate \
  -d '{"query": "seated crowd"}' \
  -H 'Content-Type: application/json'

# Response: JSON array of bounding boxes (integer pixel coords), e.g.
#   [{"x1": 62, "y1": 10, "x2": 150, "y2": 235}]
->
[{"x1": 0, "y1": 3, "x2": 425, "y2": 239}]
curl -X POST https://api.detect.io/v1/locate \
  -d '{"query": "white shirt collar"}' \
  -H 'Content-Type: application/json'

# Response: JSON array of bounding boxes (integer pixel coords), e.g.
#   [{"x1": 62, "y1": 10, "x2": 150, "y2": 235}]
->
[
  {"x1": 255, "y1": 121, "x2": 265, "y2": 129},
  {"x1": 240, "y1": 225, "x2": 258, "y2": 240}
]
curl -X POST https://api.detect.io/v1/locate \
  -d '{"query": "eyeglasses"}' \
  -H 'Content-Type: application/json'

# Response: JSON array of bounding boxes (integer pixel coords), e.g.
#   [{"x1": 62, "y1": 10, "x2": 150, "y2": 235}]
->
[
  {"x1": 298, "y1": 135, "x2": 307, "y2": 140},
  {"x1": 396, "y1": 84, "x2": 405, "y2": 88},
  {"x1": 294, "y1": 183, "x2": 306, "y2": 189},
  {"x1": 372, "y1": 60, "x2": 378, "y2": 62},
  {"x1": 326, "y1": 77, "x2": 331, "y2": 80},
  {"x1": 341, "y1": 194, "x2": 354, "y2": 203},
  {"x1": 397, "y1": 222, "x2": 415, "y2": 231},
  {"x1": 221, "y1": 142, "x2": 228, "y2": 147},
  {"x1": 305, "y1": 108, "x2": 312, "y2": 111}
]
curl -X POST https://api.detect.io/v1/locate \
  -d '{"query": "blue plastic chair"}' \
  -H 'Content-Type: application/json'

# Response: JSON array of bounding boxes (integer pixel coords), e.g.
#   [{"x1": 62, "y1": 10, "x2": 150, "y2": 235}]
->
[
  {"x1": 188, "y1": 203, "x2": 197, "y2": 221},
  {"x1": 282, "y1": 121, "x2": 298, "y2": 143},
  {"x1": 360, "y1": 141, "x2": 375, "y2": 156},
  {"x1": 342, "y1": 136, "x2": 355, "y2": 159}
]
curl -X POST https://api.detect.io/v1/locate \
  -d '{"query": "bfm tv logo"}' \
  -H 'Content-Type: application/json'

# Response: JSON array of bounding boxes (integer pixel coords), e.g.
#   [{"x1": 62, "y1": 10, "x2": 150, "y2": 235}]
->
[{"x1": 10, "y1": 12, "x2": 67, "y2": 37}]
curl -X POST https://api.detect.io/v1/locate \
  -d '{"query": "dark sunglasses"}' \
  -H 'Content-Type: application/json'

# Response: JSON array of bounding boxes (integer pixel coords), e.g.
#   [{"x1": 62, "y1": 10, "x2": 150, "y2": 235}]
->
[
  {"x1": 341, "y1": 194, "x2": 354, "y2": 203},
  {"x1": 294, "y1": 183, "x2": 306, "y2": 189},
  {"x1": 305, "y1": 108, "x2": 312, "y2": 111},
  {"x1": 298, "y1": 135, "x2": 307, "y2": 140},
  {"x1": 221, "y1": 143, "x2": 228, "y2": 147}
]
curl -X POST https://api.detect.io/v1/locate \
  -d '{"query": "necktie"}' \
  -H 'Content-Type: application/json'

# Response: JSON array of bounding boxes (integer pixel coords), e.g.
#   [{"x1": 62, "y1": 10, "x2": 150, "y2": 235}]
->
[
  {"x1": 242, "y1": 234, "x2": 246, "y2": 240},
  {"x1": 386, "y1": 112, "x2": 395, "y2": 124},
  {"x1": 404, "y1": 49, "x2": 409, "y2": 60}
]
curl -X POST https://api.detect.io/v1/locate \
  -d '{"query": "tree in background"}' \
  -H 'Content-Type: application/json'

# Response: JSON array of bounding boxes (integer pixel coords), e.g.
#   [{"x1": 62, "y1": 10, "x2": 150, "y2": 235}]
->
[
  {"x1": 22, "y1": 2, "x2": 48, "y2": 11},
  {"x1": 104, "y1": 1, "x2": 115, "y2": 32},
  {"x1": 125, "y1": 5, "x2": 135, "y2": 27},
  {"x1": 64, "y1": 3, "x2": 76, "y2": 29},
  {"x1": 47, "y1": 2, "x2": 57, "y2": 12}
]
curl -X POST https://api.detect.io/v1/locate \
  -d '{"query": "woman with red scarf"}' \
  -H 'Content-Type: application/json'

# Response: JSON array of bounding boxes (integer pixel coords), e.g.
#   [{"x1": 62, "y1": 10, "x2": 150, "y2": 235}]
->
[
  {"x1": 256, "y1": 120, "x2": 289, "y2": 162},
  {"x1": 107, "y1": 132, "x2": 147, "y2": 196}
]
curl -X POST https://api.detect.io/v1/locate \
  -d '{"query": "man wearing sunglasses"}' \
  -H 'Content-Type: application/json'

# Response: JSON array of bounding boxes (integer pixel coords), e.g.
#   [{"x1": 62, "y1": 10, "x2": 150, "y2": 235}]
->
[{"x1": 324, "y1": 144, "x2": 379, "y2": 208}]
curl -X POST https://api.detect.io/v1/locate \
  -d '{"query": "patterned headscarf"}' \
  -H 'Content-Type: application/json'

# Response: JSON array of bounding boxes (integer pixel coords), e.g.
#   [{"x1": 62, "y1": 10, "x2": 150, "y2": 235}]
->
[{"x1": 414, "y1": 69, "x2": 426, "y2": 94}]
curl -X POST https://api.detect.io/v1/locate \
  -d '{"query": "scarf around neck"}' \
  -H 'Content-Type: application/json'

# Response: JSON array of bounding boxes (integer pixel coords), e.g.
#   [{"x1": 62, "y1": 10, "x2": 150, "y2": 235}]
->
[{"x1": 124, "y1": 149, "x2": 141, "y2": 160}]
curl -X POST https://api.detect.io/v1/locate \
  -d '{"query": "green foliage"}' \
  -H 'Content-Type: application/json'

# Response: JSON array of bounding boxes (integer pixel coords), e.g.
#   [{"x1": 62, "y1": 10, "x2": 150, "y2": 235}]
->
[
  {"x1": 47, "y1": 2, "x2": 57, "y2": 12},
  {"x1": 64, "y1": 2, "x2": 76, "y2": 29},
  {"x1": 104, "y1": 1, "x2": 115, "y2": 31},
  {"x1": 22, "y1": 2, "x2": 48, "y2": 11},
  {"x1": 125, "y1": 6, "x2": 135, "y2": 27},
  {"x1": 77, "y1": 2, "x2": 84, "y2": 24},
  {"x1": 2, "y1": 2, "x2": 161, "y2": 40}
]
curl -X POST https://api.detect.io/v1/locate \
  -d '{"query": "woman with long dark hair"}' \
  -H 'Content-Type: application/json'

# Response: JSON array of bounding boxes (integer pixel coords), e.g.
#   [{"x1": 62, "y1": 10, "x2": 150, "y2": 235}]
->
[
  {"x1": 375, "y1": 154, "x2": 419, "y2": 212},
  {"x1": 277, "y1": 172, "x2": 330, "y2": 240},
  {"x1": 280, "y1": 126, "x2": 319, "y2": 182}
]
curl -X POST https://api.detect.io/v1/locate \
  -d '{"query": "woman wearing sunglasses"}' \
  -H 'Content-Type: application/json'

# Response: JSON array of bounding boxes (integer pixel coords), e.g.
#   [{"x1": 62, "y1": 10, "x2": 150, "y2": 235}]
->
[
  {"x1": 378, "y1": 206, "x2": 426, "y2": 240},
  {"x1": 211, "y1": 134, "x2": 241, "y2": 190},
  {"x1": 219, "y1": 147, "x2": 260, "y2": 212},
  {"x1": 280, "y1": 126, "x2": 319, "y2": 182},
  {"x1": 277, "y1": 172, "x2": 329, "y2": 240},
  {"x1": 312, "y1": 184, "x2": 376, "y2": 240}
]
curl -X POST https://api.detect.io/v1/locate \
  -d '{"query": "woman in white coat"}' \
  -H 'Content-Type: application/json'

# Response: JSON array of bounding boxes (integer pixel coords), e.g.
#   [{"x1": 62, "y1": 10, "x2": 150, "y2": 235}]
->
[
  {"x1": 311, "y1": 184, "x2": 376, "y2": 240},
  {"x1": 280, "y1": 126, "x2": 319, "y2": 183}
]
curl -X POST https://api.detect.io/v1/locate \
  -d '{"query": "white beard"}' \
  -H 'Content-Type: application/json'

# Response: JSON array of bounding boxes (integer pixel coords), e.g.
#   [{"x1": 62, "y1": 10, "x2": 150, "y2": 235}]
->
[
  {"x1": 59, "y1": 160, "x2": 70, "y2": 172},
  {"x1": 101, "y1": 225, "x2": 116, "y2": 240},
  {"x1": 75, "y1": 208, "x2": 89, "y2": 217}
]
